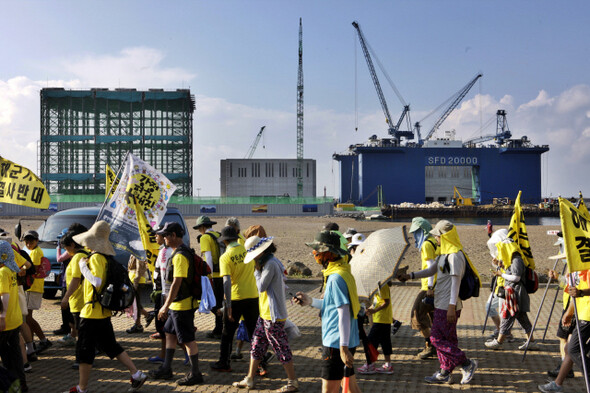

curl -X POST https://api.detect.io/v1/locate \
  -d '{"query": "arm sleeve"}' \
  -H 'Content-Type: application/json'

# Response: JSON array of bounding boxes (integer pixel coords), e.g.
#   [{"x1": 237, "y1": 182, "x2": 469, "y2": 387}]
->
[
  {"x1": 338, "y1": 305, "x2": 351, "y2": 347},
  {"x1": 311, "y1": 298, "x2": 323, "y2": 309},
  {"x1": 0, "y1": 294, "x2": 9, "y2": 318},
  {"x1": 426, "y1": 259, "x2": 436, "y2": 287},
  {"x1": 204, "y1": 251, "x2": 213, "y2": 272},
  {"x1": 502, "y1": 257, "x2": 524, "y2": 283},
  {"x1": 255, "y1": 261, "x2": 276, "y2": 293},
  {"x1": 449, "y1": 275, "x2": 461, "y2": 305},
  {"x1": 223, "y1": 275, "x2": 232, "y2": 308},
  {"x1": 79, "y1": 258, "x2": 102, "y2": 288},
  {"x1": 412, "y1": 261, "x2": 438, "y2": 279}
]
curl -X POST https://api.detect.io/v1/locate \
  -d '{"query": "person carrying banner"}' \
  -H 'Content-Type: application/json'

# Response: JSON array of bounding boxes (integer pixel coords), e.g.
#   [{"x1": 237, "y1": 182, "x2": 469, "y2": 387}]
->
[
  {"x1": 398, "y1": 220, "x2": 478, "y2": 385},
  {"x1": 408, "y1": 217, "x2": 439, "y2": 360},
  {"x1": 484, "y1": 230, "x2": 537, "y2": 351},
  {"x1": 194, "y1": 216, "x2": 223, "y2": 339}
]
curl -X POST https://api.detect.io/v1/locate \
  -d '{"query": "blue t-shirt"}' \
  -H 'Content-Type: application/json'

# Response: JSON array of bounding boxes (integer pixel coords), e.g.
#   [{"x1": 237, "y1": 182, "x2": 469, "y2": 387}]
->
[{"x1": 321, "y1": 274, "x2": 360, "y2": 349}]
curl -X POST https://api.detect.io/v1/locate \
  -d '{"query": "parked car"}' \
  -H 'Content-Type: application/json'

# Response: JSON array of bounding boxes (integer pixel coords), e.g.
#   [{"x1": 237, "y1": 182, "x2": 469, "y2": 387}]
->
[{"x1": 16, "y1": 206, "x2": 190, "y2": 299}]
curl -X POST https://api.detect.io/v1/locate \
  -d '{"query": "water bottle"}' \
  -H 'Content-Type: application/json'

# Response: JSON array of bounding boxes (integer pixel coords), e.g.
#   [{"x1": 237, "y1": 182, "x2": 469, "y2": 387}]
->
[{"x1": 102, "y1": 284, "x2": 114, "y2": 305}]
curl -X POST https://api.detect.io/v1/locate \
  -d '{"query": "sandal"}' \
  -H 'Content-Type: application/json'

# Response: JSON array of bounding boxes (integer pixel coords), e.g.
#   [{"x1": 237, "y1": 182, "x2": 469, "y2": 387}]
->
[{"x1": 276, "y1": 380, "x2": 299, "y2": 392}]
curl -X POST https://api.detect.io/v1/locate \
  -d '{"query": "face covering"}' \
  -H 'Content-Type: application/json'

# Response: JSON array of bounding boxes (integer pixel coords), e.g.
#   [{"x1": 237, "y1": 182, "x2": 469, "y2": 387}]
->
[{"x1": 413, "y1": 230, "x2": 426, "y2": 249}]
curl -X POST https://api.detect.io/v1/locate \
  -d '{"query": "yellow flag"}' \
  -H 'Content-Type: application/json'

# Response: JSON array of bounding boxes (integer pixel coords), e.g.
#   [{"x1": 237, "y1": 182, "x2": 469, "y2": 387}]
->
[
  {"x1": 132, "y1": 195, "x2": 159, "y2": 273},
  {"x1": 0, "y1": 156, "x2": 50, "y2": 209},
  {"x1": 507, "y1": 191, "x2": 535, "y2": 269},
  {"x1": 105, "y1": 164, "x2": 120, "y2": 198},
  {"x1": 578, "y1": 193, "x2": 590, "y2": 220},
  {"x1": 559, "y1": 198, "x2": 590, "y2": 273}
]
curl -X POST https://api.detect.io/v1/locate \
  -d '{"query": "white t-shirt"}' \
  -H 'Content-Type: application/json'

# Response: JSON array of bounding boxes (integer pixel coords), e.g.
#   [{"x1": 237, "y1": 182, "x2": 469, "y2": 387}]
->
[{"x1": 155, "y1": 246, "x2": 172, "y2": 296}]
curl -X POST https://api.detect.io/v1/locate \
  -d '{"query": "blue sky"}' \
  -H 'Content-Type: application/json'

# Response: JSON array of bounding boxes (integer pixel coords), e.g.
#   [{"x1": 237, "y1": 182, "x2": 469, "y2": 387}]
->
[{"x1": 1, "y1": 1, "x2": 589, "y2": 199}]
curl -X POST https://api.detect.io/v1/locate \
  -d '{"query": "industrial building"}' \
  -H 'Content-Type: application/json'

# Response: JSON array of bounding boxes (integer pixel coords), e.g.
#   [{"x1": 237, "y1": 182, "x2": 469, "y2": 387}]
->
[
  {"x1": 39, "y1": 88, "x2": 195, "y2": 196},
  {"x1": 220, "y1": 158, "x2": 316, "y2": 198}
]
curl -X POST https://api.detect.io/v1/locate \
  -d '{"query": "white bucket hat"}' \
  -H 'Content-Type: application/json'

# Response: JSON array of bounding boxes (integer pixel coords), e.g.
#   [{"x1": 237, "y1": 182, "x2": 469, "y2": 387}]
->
[
  {"x1": 347, "y1": 233, "x2": 366, "y2": 248},
  {"x1": 73, "y1": 220, "x2": 116, "y2": 256},
  {"x1": 244, "y1": 236, "x2": 274, "y2": 264}
]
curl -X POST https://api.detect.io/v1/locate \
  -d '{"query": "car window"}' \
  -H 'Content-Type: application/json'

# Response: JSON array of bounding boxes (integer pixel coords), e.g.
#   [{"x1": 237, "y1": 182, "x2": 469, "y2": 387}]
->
[{"x1": 39, "y1": 215, "x2": 97, "y2": 242}]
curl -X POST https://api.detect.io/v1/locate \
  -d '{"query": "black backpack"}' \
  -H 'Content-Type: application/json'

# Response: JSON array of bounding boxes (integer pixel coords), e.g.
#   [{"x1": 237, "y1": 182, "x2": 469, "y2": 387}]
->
[
  {"x1": 442, "y1": 251, "x2": 480, "y2": 301},
  {"x1": 523, "y1": 265, "x2": 539, "y2": 294},
  {"x1": 169, "y1": 245, "x2": 211, "y2": 302},
  {"x1": 89, "y1": 253, "x2": 136, "y2": 313}
]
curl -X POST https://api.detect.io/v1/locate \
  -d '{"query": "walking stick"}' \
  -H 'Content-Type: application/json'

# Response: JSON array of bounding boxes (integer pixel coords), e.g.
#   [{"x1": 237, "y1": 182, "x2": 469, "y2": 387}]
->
[
  {"x1": 482, "y1": 266, "x2": 499, "y2": 335},
  {"x1": 542, "y1": 259, "x2": 568, "y2": 342},
  {"x1": 342, "y1": 366, "x2": 352, "y2": 393}
]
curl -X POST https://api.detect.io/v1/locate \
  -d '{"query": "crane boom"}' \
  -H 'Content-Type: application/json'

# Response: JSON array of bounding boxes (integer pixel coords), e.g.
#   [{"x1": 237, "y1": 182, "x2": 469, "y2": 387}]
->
[
  {"x1": 352, "y1": 21, "x2": 413, "y2": 144},
  {"x1": 423, "y1": 73, "x2": 482, "y2": 143},
  {"x1": 245, "y1": 126, "x2": 266, "y2": 159}
]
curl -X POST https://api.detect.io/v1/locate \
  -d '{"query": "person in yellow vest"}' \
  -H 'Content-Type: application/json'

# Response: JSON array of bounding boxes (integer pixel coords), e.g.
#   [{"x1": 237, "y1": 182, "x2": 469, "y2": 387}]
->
[
  {"x1": 194, "y1": 216, "x2": 223, "y2": 339},
  {"x1": 65, "y1": 221, "x2": 147, "y2": 393},
  {"x1": 408, "y1": 217, "x2": 439, "y2": 359},
  {"x1": 22, "y1": 230, "x2": 51, "y2": 354},
  {"x1": 232, "y1": 236, "x2": 299, "y2": 392},
  {"x1": 0, "y1": 240, "x2": 26, "y2": 391},
  {"x1": 539, "y1": 269, "x2": 590, "y2": 392},
  {"x1": 210, "y1": 226, "x2": 259, "y2": 372}
]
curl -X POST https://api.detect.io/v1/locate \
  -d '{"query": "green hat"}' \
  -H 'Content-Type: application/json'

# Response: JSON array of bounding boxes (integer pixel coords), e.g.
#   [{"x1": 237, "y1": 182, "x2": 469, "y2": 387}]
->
[
  {"x1": 305, "y1": 230, "x2": 347, "y2": 256},
  {"x1": 193, "y1": 216, "x2": 217, "y2": 230},
  {"x1": 409, "y1": 217, "x2": 432, "y2": 234}
]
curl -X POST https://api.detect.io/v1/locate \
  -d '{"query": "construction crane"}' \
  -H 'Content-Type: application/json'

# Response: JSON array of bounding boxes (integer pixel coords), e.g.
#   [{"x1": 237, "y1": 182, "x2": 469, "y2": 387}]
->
[
  {"x1": 419, "y1": 73, "x2": 482, "y2": 145},
  {"x1": 462, "y1": 109, "x2": 512, "y2": 147},
  {"x1": 352, "y1": 21, "x2": 413, "y2": 144},
  {"x1": 296, "y1": 18, "x2": 304, "y2": 197},
  {"x1": 244, "y1": 126, "x2": 266, "y2": 159}
]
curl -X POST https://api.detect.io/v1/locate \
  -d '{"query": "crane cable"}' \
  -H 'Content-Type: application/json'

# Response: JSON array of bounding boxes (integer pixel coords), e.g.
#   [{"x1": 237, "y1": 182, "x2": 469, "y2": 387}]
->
[{"x1": 355, "y1": 32, "x2": 359, "y2": 132}]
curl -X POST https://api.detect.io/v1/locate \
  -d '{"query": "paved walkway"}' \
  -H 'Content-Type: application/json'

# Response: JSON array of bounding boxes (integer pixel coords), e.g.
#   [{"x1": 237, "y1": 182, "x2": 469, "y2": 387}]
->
[{"x1": 23, "y1": 282, "x2": 588, "y2": 392}]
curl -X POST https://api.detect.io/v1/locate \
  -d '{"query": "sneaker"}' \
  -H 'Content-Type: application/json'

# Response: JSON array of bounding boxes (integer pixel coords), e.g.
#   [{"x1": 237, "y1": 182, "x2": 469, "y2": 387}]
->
[
  {"x1": 148, "y1": 356, "x2": 164, "y2": 364},
  {"x1": 126, "y1": 325, "x2": 144, "y2": 334},
  {"x1": 129, "y1": 371, "x2": 147, "y2": 392},
  {"x1": 57, "y1": 334, "x2": 76, "y2": 347},
  {"x1": 149, "y1": 367, "x2": 173, "y2": 380},
  {"x1": 206, "y1": 331, "x2": 222, "y2": 339},
  {"x1": 177, "y1": 372, "x2": 204, "y2": 386},
  {"x1": 145, "y1": 312, "x2": 155, "y2": 328},
  {"x1": 485, "y1": 338, "x2": 503, "y2": 350},
  {"x1": 53, "y1": 326, "x2": 70, "y2": 335},
  {"x1": 518, "y1": 340, "x2": 539, "y2": 351},
  {"x1": 539, "y1": 380, "x2": 564, "y2": 392},
  {"x1": 210, "y1": 361, "x2": 232, "y2": 372},
  {"x1": 460, "y1": 359, "x2": 478, "y2": 385},
  {"x1": 150, "y1": 332, "x2": 162, "y2": 340},
  {"x1": 417, "y1": 344, "x2": 436, "y2": 359},
  {"x1": 230, "y1": 353, "x2": 244, "y2": 360},
  {"x1": 63, "y1": 387, "x2": 81, "y2": 393},
  {"x1": 36, "y1": 340, "x2": 52, "y2": 354},
  {"x1": 375, "y1": 363, "x2": 394, "y2": 374},
  {"x1": 232, "y1": 376, "x2": 255, "y2": 389},
  {"x1": 548, "y1": 363, "x2": 574, "y2": 378},
  {"x1": 258, "y1": 364, "x2": 268, "y2": 377},
  {"x1": 24, "y1": 362, "x2": 32, "y2": 373},
  {"x1": 357, "y1": 363, "x2": 377, "y2": 375},
  {"x1": 424, "y1": 371, "x2": 450, "y2": 384},
  {"x1": 392, "y1": 320, "x2": 402, "y2": 335}
]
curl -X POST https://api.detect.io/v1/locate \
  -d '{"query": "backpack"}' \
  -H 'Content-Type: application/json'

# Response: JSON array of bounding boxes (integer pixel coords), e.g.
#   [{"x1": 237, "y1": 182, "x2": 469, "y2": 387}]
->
[
  {"x1": 33, "y1": 256, "x2": 51, "y2": 279},
  {"x1": 198, "y1": 232, "x2": 225, "y2": 273},
  {"x1": 523, "y1": 265, "x2": 539, "y2": 294},
  {"x1": 89, "y1": 254, "x2": 136, "y2": 313},
  {"x1": 169, "y1": 245, "x2": 212, "y2": 302},
  {"x1": 442, "y1": 251, "x2": 480, "y2": 301},
  {"x1": 11, "y1": 244, "x2": 36, "y2": 291}
]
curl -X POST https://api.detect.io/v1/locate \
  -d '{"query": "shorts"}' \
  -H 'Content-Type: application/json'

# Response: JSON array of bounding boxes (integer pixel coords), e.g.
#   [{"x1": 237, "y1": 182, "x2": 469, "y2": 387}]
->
[
  {"x1": 164, "y1": 309, "x2": 196, "y2": 344},
  {"x1": 18, "y1": 286, "x2": 28, "y2": 317},
  {"x1": 411, "y1": 290, "x2": 434, "y2": 330},
  {"x1": 25, "y1": 291, "x2": 42, "y2": 311},
  {"x1": 77, "y1": 318, "x2": 124, "y2": 365},
  {"x1": 485, "y1": 293, "x2": 500, "y2": 318},
  {"x1": 367, "y1": 323, "x2": 392, "y2": 356},
  {"x1": 557, "y1": 307, "x2": 576, "y2": 339},
  {"x1": 321, "y1": 346, "x2": 356, "y2": 381}
]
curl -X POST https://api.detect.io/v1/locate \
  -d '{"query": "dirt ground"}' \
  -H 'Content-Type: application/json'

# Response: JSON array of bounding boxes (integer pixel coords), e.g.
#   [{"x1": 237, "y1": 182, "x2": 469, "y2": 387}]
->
[{"x1": 3, "y1": 215, "x2": 563, "y2": 282}]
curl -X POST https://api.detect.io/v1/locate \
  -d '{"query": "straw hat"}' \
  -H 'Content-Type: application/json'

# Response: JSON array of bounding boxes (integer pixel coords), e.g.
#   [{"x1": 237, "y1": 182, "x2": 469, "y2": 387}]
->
[
  {"x1": 244, "y1": 236, "x2": 274, "y2": 264},
  {"x1": 73, "y1": 220, "x2": 116, "y2": 256},
  {"x1": 243, "y1": 225, "x2": 267, "y2": 239}
]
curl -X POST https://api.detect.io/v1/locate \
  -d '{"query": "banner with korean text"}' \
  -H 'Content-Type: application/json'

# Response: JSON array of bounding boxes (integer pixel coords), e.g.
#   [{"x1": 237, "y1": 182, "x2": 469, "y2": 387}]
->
[
  {"x1": 0, "y1": 157, "x2": 50, "y2": 209},
  {"x1": 560, "y1": 198, "x2": 590, "y2": 273},
  {"x1": 507, "y1": 190, "x2": 535, "y2": 269},
  {"x1": 132, "y1": 195, "x2": 159, "y2": 273},
  {"x1": 105, "y1": 164, "x2": 120, "y2": 199}
]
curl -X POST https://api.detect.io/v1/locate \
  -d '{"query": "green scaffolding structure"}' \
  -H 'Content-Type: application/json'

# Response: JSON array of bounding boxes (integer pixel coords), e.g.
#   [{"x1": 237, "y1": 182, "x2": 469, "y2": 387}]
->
[{"x1": 39, "y1": 88, "x2": 195, "y2": 196}]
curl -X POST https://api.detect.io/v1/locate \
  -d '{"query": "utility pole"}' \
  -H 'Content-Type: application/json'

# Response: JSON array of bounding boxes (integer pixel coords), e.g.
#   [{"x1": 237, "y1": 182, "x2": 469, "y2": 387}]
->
[{"x1": 296, "y1": 18, "x2": 304, "y2": 198}]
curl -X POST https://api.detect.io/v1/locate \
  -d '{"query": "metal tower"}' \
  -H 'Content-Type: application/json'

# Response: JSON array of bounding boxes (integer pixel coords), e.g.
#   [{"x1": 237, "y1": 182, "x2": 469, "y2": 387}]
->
[
  {"x1": 296, "y1": 18, "x2": 304, "y2": 197},
  {"x1": 39, "y1": 88, "x2": 195, "y2": 196}
]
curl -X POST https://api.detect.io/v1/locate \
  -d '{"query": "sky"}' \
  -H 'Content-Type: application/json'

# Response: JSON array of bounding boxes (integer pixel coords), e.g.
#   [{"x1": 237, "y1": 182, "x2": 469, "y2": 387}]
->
[{"x1": 1, "y1": 1, "x2": 589, "y2": 200}]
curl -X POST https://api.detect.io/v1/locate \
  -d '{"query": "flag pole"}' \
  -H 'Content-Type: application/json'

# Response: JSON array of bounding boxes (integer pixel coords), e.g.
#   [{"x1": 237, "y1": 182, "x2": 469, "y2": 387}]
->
[
  {"x1": 96, "y1": 150, "x2": 131, "y2": 222},
  {"x1": 542, "y1": 259, "x2": 568, "y2": 342},
  {"x1": 482, "y1": 266, "x2": 499, "y2": 335},
  {"x1": 521, "y1": 255, "x2": 561, "y2": 361}
]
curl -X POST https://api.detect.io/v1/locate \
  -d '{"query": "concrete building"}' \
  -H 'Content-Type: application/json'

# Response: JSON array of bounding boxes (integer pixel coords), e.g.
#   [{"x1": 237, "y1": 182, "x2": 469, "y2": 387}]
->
[{"x1": 220, "y1": 159, "x2": 316, "y2": 197}]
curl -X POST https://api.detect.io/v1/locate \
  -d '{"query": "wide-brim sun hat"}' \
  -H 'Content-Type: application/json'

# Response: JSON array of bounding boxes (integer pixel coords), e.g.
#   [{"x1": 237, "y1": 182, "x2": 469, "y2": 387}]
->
[
  {"x1": 219, "y1": 226, "x2": 239, "y2": 242},
  {"x1": 347, "y1": 233, "x2": 366, "y2": 248},
  {"x1": 305, "y1": 230, "x2": 347, "y2": 256},
  {"x1": 343, "y1": 228, "x2": 358, "y2": 240},
  {"x1": 244, "y1": 236, "x2": 274, "y2": 264},
  {"x1": 73, "y1": 220, "x2": 116, "y2": 256},
  {"x1": 429, "y1": 220, "x2": 454, "y2": 237},
  {"x1": 193, "y1": 216, "x2": 217, "y2": 230},
  {"x1": 0, "y1": 240, "x2": 20, "y2": 273},
  {"x1": 409, "y1": 217, "x2": 432, "y2": 234}
]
